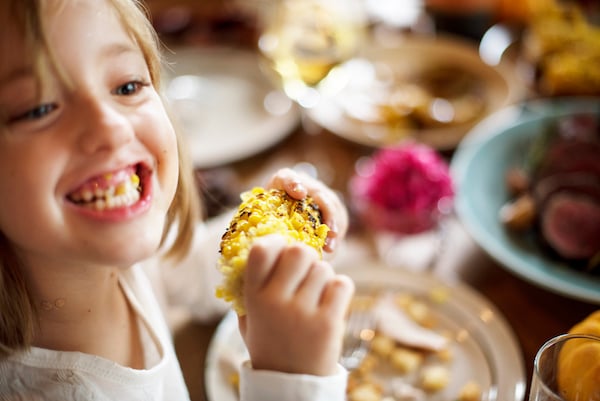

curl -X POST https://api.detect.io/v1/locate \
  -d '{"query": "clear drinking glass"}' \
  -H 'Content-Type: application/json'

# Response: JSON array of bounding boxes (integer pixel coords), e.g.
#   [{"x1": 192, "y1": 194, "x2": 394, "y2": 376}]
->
[
  {"x1": 529, "y1": 333, "x2": 600, "y2": 401},
  {"x1": 257, "y1": 0, "x2": 367, "y2": 106}
]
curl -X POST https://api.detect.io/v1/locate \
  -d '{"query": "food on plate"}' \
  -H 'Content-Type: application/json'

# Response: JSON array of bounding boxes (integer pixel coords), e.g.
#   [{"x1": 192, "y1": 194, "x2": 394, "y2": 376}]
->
[
  {"x1": 222, "y1": 288, "x2": 486, "y2": 400},
  {"x1": 457, "y1": 381, "x2": 483, "y2": 401},
  {"x1": 379, "y1": 66, "x2": 486, "y2": 128},
  {"x1": 341, "y1": 63, "x2": 488, "y2": 134},
  {"x1": 420, "y1": 364, "x2": 450, "y2": 392},
  {"x1": 504, "y1": 166, "x2": 530, "y2": 196},
  {"x1": 347, "y1": 382, "x2": 384, "y2": 401},
  {"x1": 523, "y1": 0, "x2": 600, "y2": 96},
  {"x1": 557, "y1": 310, "x2": 600, "y2": 401},
  {"x1": 345, "y1": 292, "x2": 481, "y2": 401},
  {"x1": 215, "y1": 187, "x2": 329, "y2": 314},
  {"x1": 499, "y1": 193, "x2": 536, "y2": 231},
  {"x1": 389, "y1": 346, "x2": 424, "y2": 373},
  {"x1": 499, "y1": 113, "x2": 600, "y2": 272}
]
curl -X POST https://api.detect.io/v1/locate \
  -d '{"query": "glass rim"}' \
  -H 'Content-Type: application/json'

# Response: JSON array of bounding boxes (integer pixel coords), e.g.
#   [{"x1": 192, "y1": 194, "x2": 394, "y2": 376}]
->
[{"x1": 533, "y1": 333, "x2": 600, "y2": 400}]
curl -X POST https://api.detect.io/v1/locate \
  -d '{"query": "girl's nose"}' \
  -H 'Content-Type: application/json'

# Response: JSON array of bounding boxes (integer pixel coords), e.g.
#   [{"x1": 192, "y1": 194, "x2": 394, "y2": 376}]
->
[{"x1": 77, "y1": 98, "x2": 135, "y2": 154}]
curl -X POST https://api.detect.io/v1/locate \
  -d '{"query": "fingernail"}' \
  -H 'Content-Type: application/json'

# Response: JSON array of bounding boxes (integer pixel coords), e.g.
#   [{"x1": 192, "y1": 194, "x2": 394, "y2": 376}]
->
[
  {"x1": 326, "y1": 236, "x2": 337, "y2": 250},
  {"x1": 329, "y1": 222, "x2": 339, "y2": 233},
  {"x1": 292, "y1": 182, "x2": 305, "y2": 193}
]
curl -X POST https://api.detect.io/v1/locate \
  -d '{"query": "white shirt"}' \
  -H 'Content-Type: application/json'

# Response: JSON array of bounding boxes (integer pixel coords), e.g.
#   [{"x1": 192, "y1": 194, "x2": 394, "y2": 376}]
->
[{"x1": 0, "y1": 214, "x2": 348, "y2": 401}]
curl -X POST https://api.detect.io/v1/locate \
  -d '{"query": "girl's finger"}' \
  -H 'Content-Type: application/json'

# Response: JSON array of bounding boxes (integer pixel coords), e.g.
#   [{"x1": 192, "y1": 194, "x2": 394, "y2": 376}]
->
[
  {"x1": 319, "y1": 274, "x2": 355, "y2": 318},
  {"x1": 265, "y1": 243, "x2": 319, "y2": 297},
  {"x1": 267, "y1": 167, "x2": 345, "y2": 228},
  {"x1": 244, "y1": 234, "x2": 288, "y2": 294},
  {"x1": 294, "y1": 260, "x2": 335, "y2": 308},
  {"x1": 266, "y1": 167, "x2": 348, "y2": 251},
  {"x1": 267, "y1": 168, "x2": 308, "y2": 199}
]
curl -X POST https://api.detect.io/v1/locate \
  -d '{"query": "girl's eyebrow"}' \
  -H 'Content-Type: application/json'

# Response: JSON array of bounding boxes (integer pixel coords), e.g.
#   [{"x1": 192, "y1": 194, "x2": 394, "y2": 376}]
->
[
  {"x1": 0, "y1": 44, "x2": 141, "y2": 91},
  {"x1": 99, "y1": 42, "x2": 142, "y2": 61}
]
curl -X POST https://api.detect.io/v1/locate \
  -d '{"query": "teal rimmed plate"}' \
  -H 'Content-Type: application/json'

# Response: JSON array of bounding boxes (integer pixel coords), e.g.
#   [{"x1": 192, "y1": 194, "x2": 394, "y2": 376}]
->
[{"x1": 451, "y1": 97, "x2": 600, "y2": 304}]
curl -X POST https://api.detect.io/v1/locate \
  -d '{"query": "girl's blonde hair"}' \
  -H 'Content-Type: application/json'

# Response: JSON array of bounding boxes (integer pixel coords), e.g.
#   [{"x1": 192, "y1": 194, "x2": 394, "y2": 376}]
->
[{"x1": 0, "y1": 0, "x2": 200, "y2": 357}]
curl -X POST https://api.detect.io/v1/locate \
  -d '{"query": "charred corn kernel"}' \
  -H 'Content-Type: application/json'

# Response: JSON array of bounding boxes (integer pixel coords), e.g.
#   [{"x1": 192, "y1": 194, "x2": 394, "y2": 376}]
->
[{"x1": 216, "y1": 187, "x2": 329, "y2": 315}]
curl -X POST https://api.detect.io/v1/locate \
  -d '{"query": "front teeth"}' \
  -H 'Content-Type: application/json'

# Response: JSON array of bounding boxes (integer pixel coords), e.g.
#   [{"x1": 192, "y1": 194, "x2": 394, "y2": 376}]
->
[{"x1": 70, "y1": 173, "x2": 141, "y2": 211}]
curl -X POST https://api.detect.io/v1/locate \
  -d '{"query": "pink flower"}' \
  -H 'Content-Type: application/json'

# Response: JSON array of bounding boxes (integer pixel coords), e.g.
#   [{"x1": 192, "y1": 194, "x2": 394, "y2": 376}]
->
[{"x1": 350, "y1": 142, "x2": 454, "y2": 233}]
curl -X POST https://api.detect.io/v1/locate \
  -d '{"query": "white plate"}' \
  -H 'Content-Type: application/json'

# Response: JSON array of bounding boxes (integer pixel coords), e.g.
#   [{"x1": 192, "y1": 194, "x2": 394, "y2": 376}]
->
[
  {"x1": 451, "y1": 97, "x2": 600, "y2": 303},
  {"x1": 162, "y1": 47, "x2": 300, "y2": 169},
  {"x1": 205, "y1": 263, "x2": 527, "y2": 401},
  {"x1": 306, "y1": 35, "x2": 523, "y2": 150}
]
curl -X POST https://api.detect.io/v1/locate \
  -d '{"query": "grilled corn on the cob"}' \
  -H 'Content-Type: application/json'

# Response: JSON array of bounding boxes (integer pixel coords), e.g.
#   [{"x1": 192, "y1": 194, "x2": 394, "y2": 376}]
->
[{"x1": 216, "y1": 187, "x2": 330, "y2": 314}]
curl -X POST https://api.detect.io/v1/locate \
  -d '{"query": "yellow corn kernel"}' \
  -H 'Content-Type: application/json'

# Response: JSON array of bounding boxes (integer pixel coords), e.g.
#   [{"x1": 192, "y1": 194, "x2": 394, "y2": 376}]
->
[
  {"x1": 131, "y1": 173, "x2": 140, "y2": 188},
  {"x1": 457, "y1": 381, "x2": 482, "y2": 401},
  {"x1": 420, "y1": 365, "x2": 450, "y2": 392},
  {"x1": 115, "y1": 182, "x2": 127, "y2": 196},
  {"x1": 216, "y1": 187, "x2": 329, "y2": 315},
  {"x1": 389, "y1": 347, "x2": 424, "y2": 374}
]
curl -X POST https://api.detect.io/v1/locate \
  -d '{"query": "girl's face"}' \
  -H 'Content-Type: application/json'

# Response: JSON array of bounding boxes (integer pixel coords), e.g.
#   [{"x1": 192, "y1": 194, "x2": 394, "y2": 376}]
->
[{"x1": 0, "y1": 0, "x2": 179, "y2": 268}]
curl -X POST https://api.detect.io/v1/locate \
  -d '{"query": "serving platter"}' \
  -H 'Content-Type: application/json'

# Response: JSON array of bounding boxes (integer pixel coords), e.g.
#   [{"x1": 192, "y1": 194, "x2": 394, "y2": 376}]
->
[{"x1": 306, "y1": 35, "x2": 523, "y2": 150}]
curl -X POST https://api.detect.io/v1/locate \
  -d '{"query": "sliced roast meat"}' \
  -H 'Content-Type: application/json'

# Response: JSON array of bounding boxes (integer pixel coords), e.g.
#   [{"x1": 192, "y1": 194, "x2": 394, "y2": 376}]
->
[
  {"x1": 533, "y1": 172, "x2": 600, "y2": 208},
  {"x1": 534, "y1": 140, "x2": 600, "y2": 180},
  {"x1": 501, "y1": 112, "x2": 600, "y2": 269},
  {"x1": 540, "y1": 192, "x2": 600, "y2": 260}
]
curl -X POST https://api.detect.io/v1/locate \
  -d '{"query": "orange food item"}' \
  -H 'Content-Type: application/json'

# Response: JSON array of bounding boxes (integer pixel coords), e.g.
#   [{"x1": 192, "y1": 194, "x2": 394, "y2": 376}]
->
[{"x1": 557, "y1": 311, "x2": 600, "y2": 401}]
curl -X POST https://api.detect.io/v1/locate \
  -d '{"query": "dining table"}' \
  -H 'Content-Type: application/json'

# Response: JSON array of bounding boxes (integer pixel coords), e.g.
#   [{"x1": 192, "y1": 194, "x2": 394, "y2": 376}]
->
[
  {"x1": 173, "y1": 123, "x2": 598, "y2": 401},
  {"x1": 144, "y1": 1, "x2": 600, "y2": 400}
]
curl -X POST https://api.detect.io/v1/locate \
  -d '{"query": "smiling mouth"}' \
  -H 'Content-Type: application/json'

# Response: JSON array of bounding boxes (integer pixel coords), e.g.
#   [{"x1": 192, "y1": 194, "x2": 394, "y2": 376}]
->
[{"x1": 67, "y1": 164, "x2": 145, "y2": 211}]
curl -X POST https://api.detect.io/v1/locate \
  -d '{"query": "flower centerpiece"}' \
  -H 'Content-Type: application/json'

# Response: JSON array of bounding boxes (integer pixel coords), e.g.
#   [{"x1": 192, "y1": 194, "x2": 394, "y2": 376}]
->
[{"x1": 350, "y1": 141, "x2": 454, "y2": 235}]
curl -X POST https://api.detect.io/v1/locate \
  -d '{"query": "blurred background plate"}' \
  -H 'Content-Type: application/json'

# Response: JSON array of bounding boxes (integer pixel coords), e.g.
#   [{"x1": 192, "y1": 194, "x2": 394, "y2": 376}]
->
[
  {"x1": 205, "y1": 263, "x2": 526, "y2": 401},
  {"x1": 306, "y1": 35, "x2": 523, "y2": 150},
  {"x1": 163, "y1": 47, "x2": 300, "y2": 169},
  {"x1": 451, "y1": 97, "x2": 600, "y2": 304}
]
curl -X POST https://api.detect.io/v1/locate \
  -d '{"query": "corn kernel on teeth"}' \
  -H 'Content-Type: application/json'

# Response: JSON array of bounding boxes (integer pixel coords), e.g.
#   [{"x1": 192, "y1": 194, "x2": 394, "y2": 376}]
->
[
  {"x1": 66, "y1": 166, "x2": 144, "y2": 211},
  {"x1": 216, "y1": 187, "x2": 330, "y2": 315}
]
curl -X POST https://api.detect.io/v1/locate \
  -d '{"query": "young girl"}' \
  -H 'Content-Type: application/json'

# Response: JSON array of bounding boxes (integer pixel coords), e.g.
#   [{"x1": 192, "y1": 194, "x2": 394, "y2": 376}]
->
[{"x1": 0, "y1": 0, "x2": 354, "y2": 400}]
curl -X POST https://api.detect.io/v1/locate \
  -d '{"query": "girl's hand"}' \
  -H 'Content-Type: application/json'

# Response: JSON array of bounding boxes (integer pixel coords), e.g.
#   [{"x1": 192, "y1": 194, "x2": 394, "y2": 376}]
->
[
  {"x1": 266, "y1": 168, "x2": 348, "y2": 253},
  {"x1": 238, "y1": 235, "x2": 355, "y2": 376}
]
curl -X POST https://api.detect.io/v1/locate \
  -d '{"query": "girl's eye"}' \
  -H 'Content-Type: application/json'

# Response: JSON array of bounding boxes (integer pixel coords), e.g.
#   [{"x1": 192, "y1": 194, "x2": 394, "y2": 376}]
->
[
  {"x1": 10, "y1": 103, "x2": 58, "y2": 123},
  {"x1": 113, "y1": 81, "x2": 148, "y2": 96}
]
